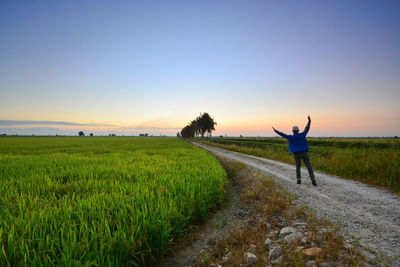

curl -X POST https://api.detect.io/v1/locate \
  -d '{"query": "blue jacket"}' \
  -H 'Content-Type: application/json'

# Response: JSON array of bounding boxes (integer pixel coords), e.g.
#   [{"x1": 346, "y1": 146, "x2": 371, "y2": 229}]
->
[{"x1": 274, "y1": 120, "x2": 310, "y2": 154}]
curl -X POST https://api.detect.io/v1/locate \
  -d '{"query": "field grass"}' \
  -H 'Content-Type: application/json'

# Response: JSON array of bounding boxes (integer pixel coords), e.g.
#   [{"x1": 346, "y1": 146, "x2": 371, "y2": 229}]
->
[
  {"x1": 0, "y1": 137, "x2": 227, "y2": 266},
  {"x1": 201, "y1": 137, "x2": 400, "y2": 194}
]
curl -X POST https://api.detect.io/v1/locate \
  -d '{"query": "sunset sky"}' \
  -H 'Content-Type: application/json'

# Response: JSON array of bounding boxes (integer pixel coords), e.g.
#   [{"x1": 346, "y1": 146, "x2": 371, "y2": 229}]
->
[{"x1": 1, "y1": 0, "x2": 399, "y2": 136}]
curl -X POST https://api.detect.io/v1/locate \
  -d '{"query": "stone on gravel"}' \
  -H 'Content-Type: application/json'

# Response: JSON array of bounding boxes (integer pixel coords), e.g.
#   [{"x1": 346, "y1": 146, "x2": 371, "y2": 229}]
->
[
  {"x1": 295, "y1": 246, "x2": 304, "y2": 253},
  {"x1": 267, "y1": 231, "x2": 279, "y2": 240},
  {"x1": 283, "y1": 232, "x2": 304, "y2": 244},
  {"x1": 249, "y1": 244, "x2": 257, "y2": 253},
  {"x1": 244, "y1": 252, "x2": 257, "y2": 265},
  {"x1": 264, "y1": 238, "x2": 272, "y2": 249},
  {"x1": 302, "y1": 247, "x2": 322, "y2": 258},
  {"x1": 222, "y1": 256, "x2": 228, "y2": 263},
  {"x1": 280, "y1": 227, "x2": 297, "y2": 237},
  {"x1": 306, "y1": 260, "x2": 316, "y2": 267},
  {"x1": 269, "y1": 247, "x2": 282, "y2": 259}
]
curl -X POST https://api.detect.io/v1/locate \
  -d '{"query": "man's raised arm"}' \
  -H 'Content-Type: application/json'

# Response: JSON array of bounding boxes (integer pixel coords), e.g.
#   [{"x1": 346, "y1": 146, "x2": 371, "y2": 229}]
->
[
  {"x1": 303, "y1": 116, "x2": 311, "y2": 135},
  {"x1": 272, "y1": 127, "x2": 289, "y2": 139}
]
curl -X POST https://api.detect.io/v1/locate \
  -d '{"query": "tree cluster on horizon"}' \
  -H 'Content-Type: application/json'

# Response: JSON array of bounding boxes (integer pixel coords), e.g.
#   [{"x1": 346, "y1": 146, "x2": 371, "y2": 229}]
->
[{"x1": 180, "y1": 113, "x2": 217, "y2": 138}]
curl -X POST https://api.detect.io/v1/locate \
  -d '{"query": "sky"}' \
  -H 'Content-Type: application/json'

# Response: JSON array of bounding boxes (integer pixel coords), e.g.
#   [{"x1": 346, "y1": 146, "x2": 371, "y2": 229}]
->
[{"x1": 0, "y1": 0, "x2": 399, "y2": 136}]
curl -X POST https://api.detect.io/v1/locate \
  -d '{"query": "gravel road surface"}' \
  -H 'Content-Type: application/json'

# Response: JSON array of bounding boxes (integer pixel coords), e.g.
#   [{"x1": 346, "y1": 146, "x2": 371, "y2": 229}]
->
[{"x1": 194, "y1": 142, "x2": 400, "y2": 265}]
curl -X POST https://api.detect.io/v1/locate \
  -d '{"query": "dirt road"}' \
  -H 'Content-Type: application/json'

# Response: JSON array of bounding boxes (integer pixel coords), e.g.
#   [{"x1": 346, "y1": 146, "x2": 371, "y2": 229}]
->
[{"x1": 194, "y1": 142, "x2": 400, "y2": 264}]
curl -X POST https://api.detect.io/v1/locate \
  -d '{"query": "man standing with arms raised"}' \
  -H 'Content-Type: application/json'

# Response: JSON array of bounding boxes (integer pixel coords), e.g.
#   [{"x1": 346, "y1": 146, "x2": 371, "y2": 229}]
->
[{"x1": 272, "y1": 116, "x2": 317, "y2": 186}]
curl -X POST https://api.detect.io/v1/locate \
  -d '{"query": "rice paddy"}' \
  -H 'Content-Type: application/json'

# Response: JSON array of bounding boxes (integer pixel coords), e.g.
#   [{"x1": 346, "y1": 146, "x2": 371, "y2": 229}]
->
[{"x1": 0, "y1": 137, "x2": 227, "y2": 266}]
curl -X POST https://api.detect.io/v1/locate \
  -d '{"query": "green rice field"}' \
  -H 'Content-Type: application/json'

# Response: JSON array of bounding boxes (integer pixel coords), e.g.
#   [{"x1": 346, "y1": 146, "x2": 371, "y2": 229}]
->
[
  {"x1": 202, "y1": 137, "x2": 400, "y2": 194},
  {"x1": 0, "y1": 137, "x2": 227, "y2": 266}
]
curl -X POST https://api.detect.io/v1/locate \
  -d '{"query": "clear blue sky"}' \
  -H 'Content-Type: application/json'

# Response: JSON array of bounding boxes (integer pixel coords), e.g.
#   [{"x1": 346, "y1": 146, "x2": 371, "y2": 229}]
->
[{"x1": 1, "y1": 0, "x2": 399, "y2": 136}]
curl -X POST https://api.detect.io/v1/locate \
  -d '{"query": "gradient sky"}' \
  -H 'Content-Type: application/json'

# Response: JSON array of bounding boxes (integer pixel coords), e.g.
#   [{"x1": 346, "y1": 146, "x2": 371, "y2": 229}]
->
[{"x1": 1, "y1": 0, "x2": 399, "y2": 136}]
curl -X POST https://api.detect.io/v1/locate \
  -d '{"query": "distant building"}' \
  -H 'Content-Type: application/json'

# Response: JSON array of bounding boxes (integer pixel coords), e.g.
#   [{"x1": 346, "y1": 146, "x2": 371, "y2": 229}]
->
[
  {"x1": 109, "y1": 134, "x2": 116, "y2": 136},
  {"x1": 139, "y1": 133, "x2": 148, "y2": 137}
]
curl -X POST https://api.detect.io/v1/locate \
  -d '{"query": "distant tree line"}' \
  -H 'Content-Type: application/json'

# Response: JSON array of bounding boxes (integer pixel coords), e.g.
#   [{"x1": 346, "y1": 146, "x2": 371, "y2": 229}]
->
[{"x1": 179, "y1": 113, "x2": 217, "y2": 138}]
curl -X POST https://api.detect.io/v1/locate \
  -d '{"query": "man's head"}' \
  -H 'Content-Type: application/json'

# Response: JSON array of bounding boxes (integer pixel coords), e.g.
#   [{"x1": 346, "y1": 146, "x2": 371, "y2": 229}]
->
[{"x1": 292, "y1": 126, "x2": 299, "y2": 133}]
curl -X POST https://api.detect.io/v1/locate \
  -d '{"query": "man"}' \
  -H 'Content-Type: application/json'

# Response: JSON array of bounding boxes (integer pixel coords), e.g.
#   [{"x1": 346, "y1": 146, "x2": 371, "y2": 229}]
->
[{"x1": 272, "y1": 116, "x2": 317, "y2": 186}]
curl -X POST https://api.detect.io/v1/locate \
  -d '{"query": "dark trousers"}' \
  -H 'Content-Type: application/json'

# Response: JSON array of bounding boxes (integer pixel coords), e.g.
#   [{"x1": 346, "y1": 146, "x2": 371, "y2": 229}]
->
[{"x1": 293, "y1": 151, "x2": 315, "y2": 181}]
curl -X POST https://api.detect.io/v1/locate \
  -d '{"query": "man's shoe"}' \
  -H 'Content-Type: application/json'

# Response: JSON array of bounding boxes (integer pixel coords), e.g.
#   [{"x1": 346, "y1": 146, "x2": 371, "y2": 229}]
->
[
  {"x1": 312, "y1": 181, "x2": 317, "y2": 186},
  {"x1": 297, "y1": 180, "x2": 301, "y2": 184}
]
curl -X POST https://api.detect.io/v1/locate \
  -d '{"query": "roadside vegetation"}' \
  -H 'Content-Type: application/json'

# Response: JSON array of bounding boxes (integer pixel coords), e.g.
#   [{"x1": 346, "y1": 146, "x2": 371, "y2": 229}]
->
[
  {"x1": 201, "y1": 137, "x2": 400, "y2": 194},
  {"x1": 0, "y1": 137, "x2": 227, "y2": 266},
  {"x1": 195, "y1": 156, "x2": 370, "y2": 266}
]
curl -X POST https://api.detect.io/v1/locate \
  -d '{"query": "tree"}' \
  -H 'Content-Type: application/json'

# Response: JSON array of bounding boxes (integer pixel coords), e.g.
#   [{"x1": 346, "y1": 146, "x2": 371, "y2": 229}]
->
[
  {"x1": 177, "y1": 132, "x2": 181, "y2": 137},
  {"x1": 193, "y1": 113, "x2": 217, "y2": 137},
  {"x1": 90, "y1": 133, "x2": 93, "y2": 136},
  {"x1": 200, "y1": 113, "x2": 217, "y2": 137},
  {"x1": 180, "y1": 112, "x2": 217, "y2": 138},
  {"x1": 181, "y1": 125, "x2": 195, "y2": 138},
  {"x1": 190, "y1": 118, "x2": 201, "y2": 138},
  {"x1": 78, "y1": 131, "x2": 85, "y2": 136}
]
